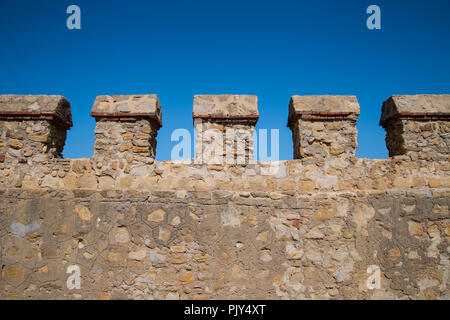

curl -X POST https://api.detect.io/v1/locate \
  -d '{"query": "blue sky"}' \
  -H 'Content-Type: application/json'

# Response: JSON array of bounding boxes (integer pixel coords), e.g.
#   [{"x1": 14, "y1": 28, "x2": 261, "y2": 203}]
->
[{"x1": 1, "y1": 0, "x2": 449, "y2": 160}]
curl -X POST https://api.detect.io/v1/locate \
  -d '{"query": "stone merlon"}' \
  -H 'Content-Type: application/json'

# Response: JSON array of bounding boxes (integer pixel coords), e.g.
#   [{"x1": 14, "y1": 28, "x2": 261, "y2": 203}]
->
[
  {"x1": 193, "y1": 94, "x2": 259, "y2": 125},
  {"x1": 0, "y1": 94, "x2": 72, "y2": 129},
  {"x1": 90, "y1": 95, "x2": 162, "y2": 161},
  {"x1": 287, "y1": 95, "x2": 361, "y2": 160},
  {"x1": 380, "y1": 94, "x2": 450, "y2": 127},
  {"x1": 379, "y1": 94, "x2": 450, "y2": 161},
  {"x1": 91, "y1": 94, "x2": 162, "y2": 129}
]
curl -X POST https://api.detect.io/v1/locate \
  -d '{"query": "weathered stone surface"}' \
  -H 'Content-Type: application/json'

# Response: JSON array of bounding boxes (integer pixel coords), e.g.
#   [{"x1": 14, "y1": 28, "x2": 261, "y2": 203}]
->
[
  {"x1": 91, "y1": 95, "x2": 162, "y2": 163},
  {"x1": 148, "y1": 209, "x2": 166, "y2": 223},
  {"x1": 193, "y1": 95, "x2": 258, "y2": 118},
  {"x1": 288, "y1": 95, "x2": 360, "y2": 119},
  {"x1": 0, "y1": 95, "x2": 72, "y2": 126},
  {"x1": 193, "y1": 95, "x2": 259, "y2": 165},
  {"x1": 380, "y1": 95, "x2": 450, "y2": 160},
  {"x1": 287, "y1": 95, "x2": 360, "y2": 160},
  {"x1": 0, "y1": 95, "x2": 72, "y2": 162},
  {"x1": 91, "y1": 94, "x2": 162, "y2": 127},
  {"x1": 380, "y1": 94, "x2": 450, "y2": 124},
  {"x1": 0, "y1": 93, "x2": 448, "y2": 301}
]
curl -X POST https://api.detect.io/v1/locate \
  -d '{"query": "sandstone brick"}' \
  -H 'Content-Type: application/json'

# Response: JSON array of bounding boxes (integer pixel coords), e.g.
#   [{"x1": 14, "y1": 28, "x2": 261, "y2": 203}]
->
[
  {"x1": 314, "y1": 206, "x2": 331, "y2": 221},
  {"x1": 22, "y1": 175, "x2": 39, "y2": 189},
  {"x1": 99, "y1": 293, "x2": 111, "y2": 300},
  {"x1": 28, "y1": 134, "x2": 48, "y2": 143},
  {"x1": 327, "y1": 166, "x2": 343, "y2": 176},
  {"x1": 393, "y1": 177, "x2": 412, "y2": 189},
  {"x1": 53, "y1": 224, "x2": 68, "y2": 236},
  {"x1": 72, "y1": 159, "x2": 91, "y2": 174},
  {"x1": 413, "y1": 176, "x2": 426, "y2": 187},
  {"x1": 8, "y1": 139, "x2": 23, "y2": 149},
  {"x1": 256, "y1": 231, "x2": 268, "y2": 243},
  {"x1": 107, "y1": 251, "x2": 123, "y2": 262},
  {"x1": 388, "y1": 248, "x2": 401, "y2": 261},
  {"x1": 179, "y1": 272, "x2": 196, "y2": 283},
  {"x1": 74, "y1": 205, "x2": 92, "y2": 221},
  {"x1": 158, "y1": 227, "x2": 171, "y2": 242},
  {"x1": 170, "y1": 255, "x2": 187, "y2": 264},
  {"x1": 286, "y1": 243, "x2": 304, "y2": 260},
  {"x1": 343, "y1": 230, "x2": 353, "y2": 239},
  {"x1": 120, "y1": 142, "x2": 133, "y2": 152},
  {"x1": 113, "y1": 227, "x2": 130, "y2": 244},
  {"x1": 147, "y1": 209, "x2": 166, "y2": 223},
  {"x1": 325, "y1": 122, "x2": 343, "y2": 130},
  {"x1": 122, "y1": 133, "x2": 134, "y2": 140},
  {"x1": 428, "y1": 178, "x2": 442, "y2": 188},
  {"x1": 78, "y1": 174, "x2": 97, "y2": 189},
  {"x1": 2, "y1": 266, "x2": 25, "y2": 281},
  {"x1": 445, "y1": 224, "x2": 450, "y2": 237},
  {"x1": 329, "y1": 145, "x2": 344, "y2": 155},
  {"x1": 432, "y1": 205, "x2": 448, "y2": 215},
  {"x1": 128, "y1": 247, "x2": 147, "y2": 261},
  {"x1": 280, "y1": 180, "x2": 296, "y2": 191},
  {"x1": 133, "y1": 146, "x2": 149, "y2": 153},
  {"x1": 170, "y1": 246, "x2": 187, "y2": 253},
  {"x1": 170, "y1": 216, "x2": 181, "y2": 226},
  {"x1": 299, "y1": 180, "x2": 315, "y2": 191},
  {"x1": 408, "y1": 221, "x2": 423, "y2": 236}
]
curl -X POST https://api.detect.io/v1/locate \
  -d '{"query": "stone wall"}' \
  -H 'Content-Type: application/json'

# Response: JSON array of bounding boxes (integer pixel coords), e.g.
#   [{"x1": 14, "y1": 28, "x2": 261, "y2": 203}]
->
[{"x1": 0, "y1": 94, "x2": 449, "y2": 300}]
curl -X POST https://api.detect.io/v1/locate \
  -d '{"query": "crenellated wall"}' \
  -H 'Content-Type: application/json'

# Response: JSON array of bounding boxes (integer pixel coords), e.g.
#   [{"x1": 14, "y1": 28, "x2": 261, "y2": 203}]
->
[{"x1": 0, "y1": 93, "x2": 448, "y2": 300}]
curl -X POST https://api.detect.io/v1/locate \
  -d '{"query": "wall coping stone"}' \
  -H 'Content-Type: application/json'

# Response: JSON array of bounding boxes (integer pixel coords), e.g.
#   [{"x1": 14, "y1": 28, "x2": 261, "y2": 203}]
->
[
  {"x1": 380, "y1": 94, "x2": 450, "y2": 127},
  {"x1": 90, "y1": 94, "x2": 162, "y2": 128},
  {"x1": 193, "y1": 95, "x2": 259, "y2": 125},
  {"x1": 287, "y1": 95, "x2": 360, "y2": 128},
  {"x1": 0, "y1": 95, "x2": 72, "y2": 128}
]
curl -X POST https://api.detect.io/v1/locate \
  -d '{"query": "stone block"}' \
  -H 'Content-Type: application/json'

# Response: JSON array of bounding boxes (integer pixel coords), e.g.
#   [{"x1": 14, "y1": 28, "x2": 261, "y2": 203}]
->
[{"x1": 380, "y1": 95, "x2": 450, "y2": 160}]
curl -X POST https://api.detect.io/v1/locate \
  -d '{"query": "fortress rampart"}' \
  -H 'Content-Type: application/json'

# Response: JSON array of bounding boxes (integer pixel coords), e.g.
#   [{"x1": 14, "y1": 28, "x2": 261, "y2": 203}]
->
[{"x1": 0, "y1": 93, "x2": 448, "y2": 300}]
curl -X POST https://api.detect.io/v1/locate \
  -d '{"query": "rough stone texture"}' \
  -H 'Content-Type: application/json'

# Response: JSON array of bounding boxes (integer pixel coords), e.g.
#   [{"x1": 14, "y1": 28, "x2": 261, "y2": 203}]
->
[
  {"x1": 288, "y1": 96, "x2": 360, "y2": 161},
  {"x1": 288, "y1": 95, "x2": 361, "y2": 116},
  {"x1": 0, "y1": 95, "x2": 72, "y2": 125},
  {"x1": 0, "y1": 95, "x2": 72, "y2": 163},
  {"x1": 193, "y1": 95, "x2": 259, "y2": 164},
  {"x1": 91, "y1": 95, "x2": 162, "y2": 162},
  {"x1": 380, "y1": 95, "x2": 450, "y2": 161},
  {"x1": 0, "y1": 157, "x2": 448, "y2": 300},
  {"x1": 91, "y1": 95, "x2": 162, "y2": 127},
  {"x1": 193, "y1": 95, "x2": 258, "y2": 118},
  {"x1": 0, "y1": 93, "x2": 449, "y2": 300},
  {"x1": 380, "y1": 95, "x2": 450, "y2": 123},
  {"x1": 194, "y1": 121, "x2": 255, "y2": 165}
]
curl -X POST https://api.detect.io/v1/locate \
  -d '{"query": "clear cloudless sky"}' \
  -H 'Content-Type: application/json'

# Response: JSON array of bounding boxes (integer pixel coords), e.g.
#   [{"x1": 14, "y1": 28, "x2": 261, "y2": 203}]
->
[{"x1": 1, "y1": 0, "x2": 449, "y2": 161}]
